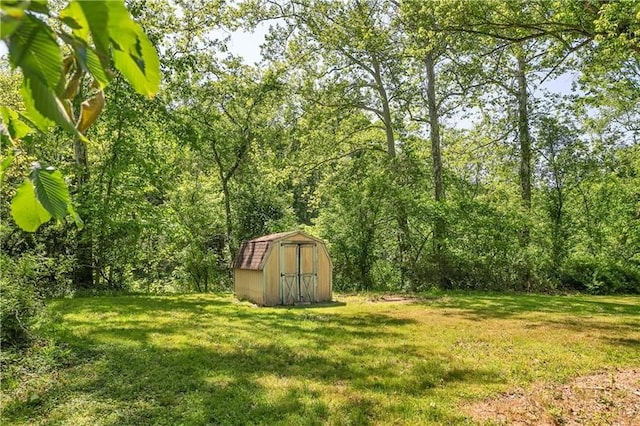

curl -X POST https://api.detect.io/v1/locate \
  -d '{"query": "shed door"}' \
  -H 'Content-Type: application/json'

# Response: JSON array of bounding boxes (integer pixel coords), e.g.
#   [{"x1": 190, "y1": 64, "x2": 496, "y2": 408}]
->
[{"x1": 279, "y1": 242, "x2": 317, "y2": 305}]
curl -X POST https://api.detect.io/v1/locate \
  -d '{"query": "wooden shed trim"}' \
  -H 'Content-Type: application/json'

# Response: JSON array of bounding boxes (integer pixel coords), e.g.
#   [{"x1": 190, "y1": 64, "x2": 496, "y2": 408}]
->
[{"x1": 262, "y1": 262, "x2": 266, "y2": 304}]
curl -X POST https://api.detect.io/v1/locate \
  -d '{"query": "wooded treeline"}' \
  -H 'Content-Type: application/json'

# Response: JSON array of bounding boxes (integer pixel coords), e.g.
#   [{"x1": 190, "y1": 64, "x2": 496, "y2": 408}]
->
[{"x1": 2, "y1": 0, "x2": 639, "y2": 312}]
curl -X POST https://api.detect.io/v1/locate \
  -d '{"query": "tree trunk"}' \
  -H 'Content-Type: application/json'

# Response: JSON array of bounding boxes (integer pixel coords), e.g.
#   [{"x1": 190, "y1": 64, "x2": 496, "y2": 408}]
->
[
  {"x1": 425, "y1": 52, "x2": 445, "y2": 205},
  {"x1": 373, "y1": 58, "x2": 411, "y2": 287},
  {"x1": 221, "y1": 178, "x2": 235, "y2": 261},
  {"x1": 551, "y1": 185, "x2": 565, "y2": 268},
  {"x1": 73, "y1": 136, "x2": 94, "y2": 289},
  {"x1": 516, "y1": 53, "x2": 533, "y2": 289},
  {"x1": 425, "y1": 50, "x2": 447, "y2": 287},
  {"x1": 517, "y1": 54, "x2": 532, "y2": 242},
  {"x1": 377, "y1": 76, "x2": 397, "y2": 158}
]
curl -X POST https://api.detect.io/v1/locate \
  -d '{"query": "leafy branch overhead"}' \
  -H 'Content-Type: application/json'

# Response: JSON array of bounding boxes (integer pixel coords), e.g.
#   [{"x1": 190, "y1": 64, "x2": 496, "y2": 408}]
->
[{"x1": 1, "y1": 0, "x2": 161, "y2": 232}]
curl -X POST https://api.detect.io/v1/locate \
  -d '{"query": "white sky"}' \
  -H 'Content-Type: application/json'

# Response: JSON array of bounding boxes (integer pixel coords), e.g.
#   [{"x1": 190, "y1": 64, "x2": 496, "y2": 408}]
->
[{"x1": 225, "y1": 26, "x2": 270, "y2": 65}]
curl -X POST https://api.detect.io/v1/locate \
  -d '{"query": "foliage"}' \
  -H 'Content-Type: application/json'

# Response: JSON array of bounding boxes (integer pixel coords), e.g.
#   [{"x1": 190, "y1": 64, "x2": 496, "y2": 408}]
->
[
  {"x1": 315, "y1": 151, "x2": 397, "y2": 291},
  {"x1": 561, "y1": 255, "x2": 640, "y2": 294},
  {"x1": 2, "y1": 0, "x2": 639, "y2": 297},
  {"x1": 1, "y1": 0, "x2": 160, "y2": 232},
  {"x1": 0, "y1": 253, "x2": 43, "y2": 348}
]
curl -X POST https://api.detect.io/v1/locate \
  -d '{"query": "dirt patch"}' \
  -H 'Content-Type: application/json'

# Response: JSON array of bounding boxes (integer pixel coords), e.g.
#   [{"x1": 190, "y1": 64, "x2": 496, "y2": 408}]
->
[
  {"x1": 464, "y1": 369, "x2": 640, "y2": 425},
  {"x1": 368, "y1": 295, "x2": 422, "y2": 304}
]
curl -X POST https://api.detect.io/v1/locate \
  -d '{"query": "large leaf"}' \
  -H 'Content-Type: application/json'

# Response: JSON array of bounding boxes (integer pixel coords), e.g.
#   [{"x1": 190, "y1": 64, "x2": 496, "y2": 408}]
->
[
  {"x1": 106, "y1": 1, "x2": 160, "y2": 97},
  {"x1": 84, "y1": 46, "x2": 110, "y2": 89},
  {"x1": 77, "y1": 0, "x2": 109, "y2": 65},
  {"x1": 30, "y1": 164, "x2": 71, "y2": 220},
  {"x1": 21, "y1": 76, "x2": 53, "y2": 130},
  {"x1": 7, "y1": 13, "x2": 62, "y2": 88},
  {"x1": 60, "y1": 1, "x2": 109, "y2": 88},
  {"x1": 60, "y1": 0, "x2": 89, "y2": 41},
  {"x1": 22, "y1": 76, "x2": 85, "y2": 141},
  {"x1": 11, "y1": 179, "x2": 52, "y2": 232},
  {"x1": 26, "y1": 0, "x2": 49, "y2": 15}
]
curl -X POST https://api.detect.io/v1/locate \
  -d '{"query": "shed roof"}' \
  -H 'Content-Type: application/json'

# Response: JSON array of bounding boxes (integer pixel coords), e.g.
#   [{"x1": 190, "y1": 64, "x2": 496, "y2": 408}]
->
[
  {"x1": 232, "y1": 230, "x2": 319, "y2": 270},
  {"x1": 249, "y1": 231, "x2": 299, "y2": 242}
]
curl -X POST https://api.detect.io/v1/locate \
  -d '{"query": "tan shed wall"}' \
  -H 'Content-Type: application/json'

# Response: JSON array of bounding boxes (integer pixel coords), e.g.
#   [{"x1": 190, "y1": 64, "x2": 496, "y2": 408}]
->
[
  {"x1": 282, "y1": 244, "x2": 298, "y2": 273},
  {"x1": 233, "y1": 269, "x2": 264, "y2": 305},
  {"x1": 300, "y1": 245, "x2": 314, "y2": 274},
  {"x1": 316, "y1": 246, "x2": 332, "y2": 302}
]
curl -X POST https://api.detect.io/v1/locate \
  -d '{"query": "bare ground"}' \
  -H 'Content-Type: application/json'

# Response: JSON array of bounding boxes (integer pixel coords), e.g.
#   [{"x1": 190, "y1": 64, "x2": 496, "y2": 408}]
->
[
  {"x1": 464, "y1": 369, "x2": 640, "y2": 425},
  {"x1": 367, "y1": 294, "x2": 423, "y2": 303}
]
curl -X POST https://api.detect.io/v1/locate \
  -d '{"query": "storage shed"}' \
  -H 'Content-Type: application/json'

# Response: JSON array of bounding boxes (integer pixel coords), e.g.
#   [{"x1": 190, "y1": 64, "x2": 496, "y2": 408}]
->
[{"x1": 233, "y1": 231, "x2": 333, "y2": 306}]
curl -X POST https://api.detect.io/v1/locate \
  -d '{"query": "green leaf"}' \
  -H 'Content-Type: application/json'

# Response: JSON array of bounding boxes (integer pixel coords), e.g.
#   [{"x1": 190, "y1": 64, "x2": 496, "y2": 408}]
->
[
  {"x1": 0, "y1": 106, "x2": 33, "y2": 140},
  {"x1": 30, "y1": 164, "x2": 71, "y2": 220},
  {"x1": 7, "y1": 13, "x2": 62, "y2": 88},
  {"x1": 60, "y1": 0, "x2": 90, "y2": 40},
  {"x1": 78, "y1": 45, "x2": 110, "y2": 89},
  {"x1": 22, "y1": 76, "x2": 86, "y2": 141},
  {"x1": 11, "y1": 179, "x2": 52, "y2": 232},
  {"x1": 106, "y1": 1, "x2": 160, "y2": 97},
  {"x1": 0, "y1": 17, "x2": 22, "y2": 39},
  {"x1": 77, "y1": 0, "x2": 109, "y2": 64},
  {"x1": 26, "y1": 0, "x2": 49, "y2": 15},
  {"x1": 21, "y1": 77, "x2": 53, "y2": 130}
]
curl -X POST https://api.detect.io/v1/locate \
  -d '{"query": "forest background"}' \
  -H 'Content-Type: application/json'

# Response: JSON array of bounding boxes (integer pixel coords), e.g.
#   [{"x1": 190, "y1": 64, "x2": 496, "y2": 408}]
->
[{"x1": 1, "y1": 0, "x2": 639, "y2": 347}]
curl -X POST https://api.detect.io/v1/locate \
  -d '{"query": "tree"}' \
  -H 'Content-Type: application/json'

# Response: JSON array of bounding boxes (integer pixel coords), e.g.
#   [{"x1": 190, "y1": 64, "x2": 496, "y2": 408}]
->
[
  {"x1": 1, "y1": 0, "x2": 160, "y2": 234},
  {"x1": 536, "y1": 115, "x2": 583, "y2": 269},
  {"x1": 170, "y1": 57, "x2": 285, "y2": 262},
  {"x1": 261, "y1": 0, "x2": 417, "y2": 285},
  {"x1": 1, "y1": 0, "x2": 160, "y2": 288},
  {"x1": 441, "y1": 0, "x2": 640, "y2": 59},
  {"x1": 401, "y1": 1, "x2": 452, "y2": 285}
]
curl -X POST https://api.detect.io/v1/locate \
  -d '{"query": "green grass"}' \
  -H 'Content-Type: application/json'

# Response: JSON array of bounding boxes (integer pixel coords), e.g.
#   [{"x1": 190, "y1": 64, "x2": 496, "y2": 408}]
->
[{"x1": 2, "y1": 292, "x2": 639, "y2": 425}]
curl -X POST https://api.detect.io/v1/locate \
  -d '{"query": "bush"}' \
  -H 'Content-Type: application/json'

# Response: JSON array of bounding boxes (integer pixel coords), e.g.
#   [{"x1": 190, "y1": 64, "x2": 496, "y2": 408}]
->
[
  {"x1": 560, "y1": 256, "x2": 640, "y2": 294},
  {"x1": 0, "y1": 254, "x2": 44, "y2": 348}
]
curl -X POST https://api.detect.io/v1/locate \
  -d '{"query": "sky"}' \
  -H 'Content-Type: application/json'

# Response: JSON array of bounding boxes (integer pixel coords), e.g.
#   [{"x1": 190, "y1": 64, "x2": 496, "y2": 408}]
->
[{"x1": 224, "y1": 26, "x2": 270, "y2": 65}]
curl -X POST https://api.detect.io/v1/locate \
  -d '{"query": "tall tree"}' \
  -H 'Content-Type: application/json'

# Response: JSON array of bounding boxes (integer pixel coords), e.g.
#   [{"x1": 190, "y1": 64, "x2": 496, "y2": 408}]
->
[
  {"x1": 257, "y1": 0, "x2": 416, "y2": 285},
  {"x1": 171, "y1": 58, "x2": 285, "y2": 260},
  {"x1": 1, "y1": 0, "x2": 161, "y2": 289}
]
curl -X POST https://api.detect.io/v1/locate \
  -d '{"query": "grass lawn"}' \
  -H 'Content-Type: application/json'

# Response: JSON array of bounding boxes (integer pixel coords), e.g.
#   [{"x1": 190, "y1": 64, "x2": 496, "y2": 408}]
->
[{"x1": 1, "y1": 292, "x2": 639, "y2": 425}]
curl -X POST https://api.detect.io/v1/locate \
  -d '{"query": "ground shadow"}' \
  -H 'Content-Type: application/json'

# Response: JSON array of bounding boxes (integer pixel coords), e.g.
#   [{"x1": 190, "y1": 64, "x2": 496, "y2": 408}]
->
[
  {"x1": 417, "y1": 293, "x2": 640, "y2": 320},
  {"x1": 4, "y1": 295, "x2": 498, "y2": 425}
]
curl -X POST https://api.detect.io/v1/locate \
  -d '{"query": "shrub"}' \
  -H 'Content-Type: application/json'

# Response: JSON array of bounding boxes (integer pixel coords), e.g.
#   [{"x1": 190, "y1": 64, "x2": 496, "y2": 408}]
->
[
  {"x1": 560, "y1": 256, "x2": 640, "y2": 294},
  {"x1": 0, "y1": 254, "x2": 43, "y2": 348}
]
